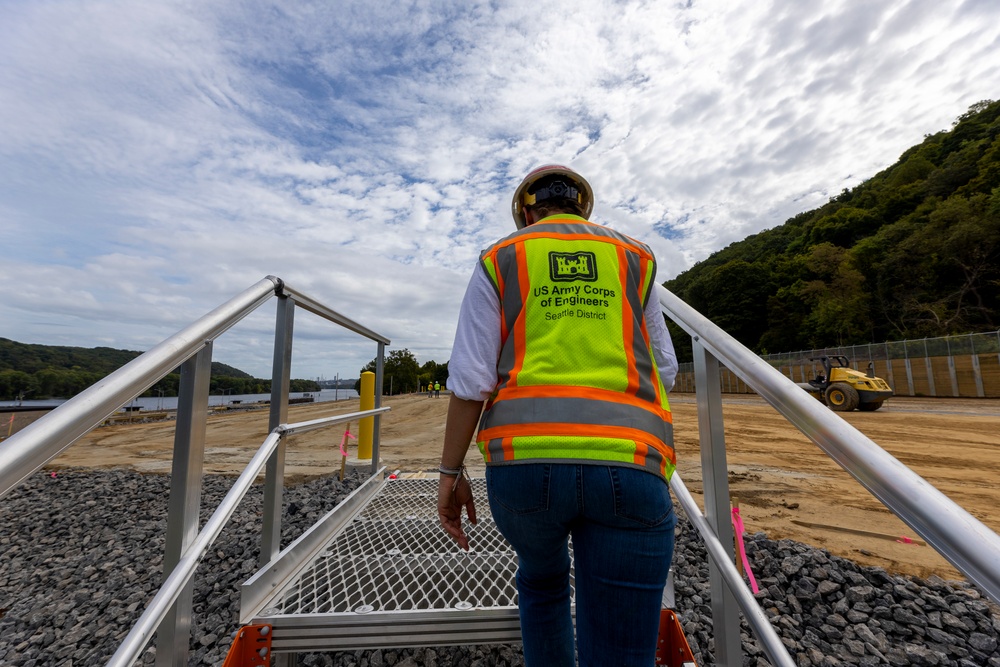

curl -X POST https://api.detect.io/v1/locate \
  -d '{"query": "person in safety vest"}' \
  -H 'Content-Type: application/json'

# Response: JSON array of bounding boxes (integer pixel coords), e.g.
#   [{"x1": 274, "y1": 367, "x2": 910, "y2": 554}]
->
[{"x1": 437, "y1": 164, "x2": 679, "y2": 667}]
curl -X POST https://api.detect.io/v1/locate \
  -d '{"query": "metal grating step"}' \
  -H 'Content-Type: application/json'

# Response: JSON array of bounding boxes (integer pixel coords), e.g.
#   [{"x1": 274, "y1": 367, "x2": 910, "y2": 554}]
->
[
  {"x1": 242, "y1": 475, "x2": 575, "y2": 652},
  {"x1": 277, "y1": 479, "x2": 522, "y2": 614}
]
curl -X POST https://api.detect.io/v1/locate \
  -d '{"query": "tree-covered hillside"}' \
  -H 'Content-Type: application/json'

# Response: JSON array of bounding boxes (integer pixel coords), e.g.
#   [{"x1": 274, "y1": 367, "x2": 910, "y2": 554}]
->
[
  {"x1": 664, "y1": 100, "x2": 1000, "y2": 359},
  {"x1": 0, "y1": 338, "x2": 318, "y2": 400},
  {"x1": 0, "y1": 338, "x2": 250, "y2": 377}
]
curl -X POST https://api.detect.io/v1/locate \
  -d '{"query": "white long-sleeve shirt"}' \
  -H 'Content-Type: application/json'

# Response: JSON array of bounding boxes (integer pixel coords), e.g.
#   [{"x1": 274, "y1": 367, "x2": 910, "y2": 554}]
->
[{"x1": 449, "y1": 263, "x2": 678, "y2": 401}]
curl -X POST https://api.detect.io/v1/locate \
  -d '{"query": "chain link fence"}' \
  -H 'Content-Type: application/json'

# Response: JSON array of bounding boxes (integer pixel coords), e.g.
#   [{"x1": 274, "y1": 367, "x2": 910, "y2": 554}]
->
[{"x1": 674, "y1": 330, "x2": 1000, "y2": 398}]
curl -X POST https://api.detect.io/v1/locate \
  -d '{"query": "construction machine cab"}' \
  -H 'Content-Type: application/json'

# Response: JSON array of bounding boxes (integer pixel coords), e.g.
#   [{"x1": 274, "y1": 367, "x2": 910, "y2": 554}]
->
[
  {"x1": 808, "y1": 355, "x2": 849, "y2": 386},
  {"x1": 804, "y1": 356, "x2": 893, "y2": 412}
]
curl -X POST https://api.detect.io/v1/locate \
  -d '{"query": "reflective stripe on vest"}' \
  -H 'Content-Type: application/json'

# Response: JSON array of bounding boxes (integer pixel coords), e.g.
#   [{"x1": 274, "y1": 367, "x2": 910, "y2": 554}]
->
[{"x1": 477, "y1": 216, "x2": 675, "y2": 479}]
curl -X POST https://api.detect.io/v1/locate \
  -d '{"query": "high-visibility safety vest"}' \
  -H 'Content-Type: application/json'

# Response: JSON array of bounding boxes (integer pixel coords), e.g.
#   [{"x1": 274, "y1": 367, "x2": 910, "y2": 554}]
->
[{"x1": 476, "y1": 214, "x2": 675, "y2": 479}]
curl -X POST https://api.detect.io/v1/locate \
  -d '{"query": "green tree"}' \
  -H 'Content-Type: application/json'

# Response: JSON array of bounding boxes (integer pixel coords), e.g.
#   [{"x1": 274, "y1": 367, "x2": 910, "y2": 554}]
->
[
  {"x1": 796, "y1": 243, "x2": 871, "y2": 346},
  {"x1": 357, "y1": 348, "x2": 422, "y2": 395},
  {"x1": 146, "y1": 374, "x2": 181, "y2": 398},
  {"x1": 908, "y1": 193, "x2": 1000, "y2": 332},
  {"x1": 679, "y1": 260, "x2": 775, "y2": 351},
  {"x1": 420, "y1": 360, "x2": 450, "y2": 387},
  {"x1": 288, "y1": 378, "x2": 321, "y2": 392},
  {"x1": 885, "y1": 154, "x2": 936, "y2": 188},
  {"x1": 926, "y1": 139, "x2": 987, "y2": 198},
  {"x1": 806, "y1": 207, "x2": 879, "y2": 248},
  {"x1": 0, "y1": 370, "x2": 34, "y2": 400}
]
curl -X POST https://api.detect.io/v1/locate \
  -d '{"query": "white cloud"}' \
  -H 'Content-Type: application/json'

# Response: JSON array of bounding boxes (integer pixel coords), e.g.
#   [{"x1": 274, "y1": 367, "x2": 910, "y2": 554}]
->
[{"x1": 2, "y1": 0, "x2": 999, "y2": 380}]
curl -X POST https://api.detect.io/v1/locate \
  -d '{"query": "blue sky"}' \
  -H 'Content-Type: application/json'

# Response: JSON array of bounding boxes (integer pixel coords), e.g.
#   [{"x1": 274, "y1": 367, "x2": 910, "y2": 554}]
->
[{"x1": 2, "y1": 0, "x2": 999, "y2": 382}]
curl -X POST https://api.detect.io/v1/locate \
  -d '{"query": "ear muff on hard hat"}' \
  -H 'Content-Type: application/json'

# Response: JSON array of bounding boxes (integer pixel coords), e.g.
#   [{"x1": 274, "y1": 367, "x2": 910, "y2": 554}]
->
[{"x1": 511, "y1": 164, "x2": 594, "y2": 229}]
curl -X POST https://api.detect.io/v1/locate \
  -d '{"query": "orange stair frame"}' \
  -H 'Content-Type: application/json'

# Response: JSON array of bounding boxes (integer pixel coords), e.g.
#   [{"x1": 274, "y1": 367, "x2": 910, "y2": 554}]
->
[
  {"x1": 656, "y1": 609, "x2": 698, "y2": 666},
  {"x1": 221, "y1": 624, "x2": 273, "y2": 667}
]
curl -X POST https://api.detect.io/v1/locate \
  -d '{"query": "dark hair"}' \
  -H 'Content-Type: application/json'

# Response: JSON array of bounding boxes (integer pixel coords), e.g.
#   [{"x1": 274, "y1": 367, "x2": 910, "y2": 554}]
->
[{"x1": 526, "y1": 200, "x2": 584, "y2": 219}]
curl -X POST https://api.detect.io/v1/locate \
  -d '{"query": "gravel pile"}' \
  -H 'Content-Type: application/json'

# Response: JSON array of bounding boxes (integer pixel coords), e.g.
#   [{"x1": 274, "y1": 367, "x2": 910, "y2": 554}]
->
[
  {"x1": 1, "y1": 470, "x2": 998, "y2": 666},
  {"x1": 0, "y1": 468, "x2": 364, "y2": 666},
  {"x1": 672, "y1": 521, "x2": 1000, "y2": 667}
]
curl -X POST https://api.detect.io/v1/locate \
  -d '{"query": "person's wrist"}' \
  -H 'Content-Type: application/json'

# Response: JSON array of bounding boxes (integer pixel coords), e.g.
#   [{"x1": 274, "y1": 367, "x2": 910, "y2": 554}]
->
[{"x1": 439, "y1": 463, "x2": 470, "y2": 491}]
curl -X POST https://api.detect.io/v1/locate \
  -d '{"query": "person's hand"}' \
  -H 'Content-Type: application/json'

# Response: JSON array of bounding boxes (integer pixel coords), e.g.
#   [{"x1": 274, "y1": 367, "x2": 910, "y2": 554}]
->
[{"x1": 437, "y1": 473, "x2": 477, "y2": 551}]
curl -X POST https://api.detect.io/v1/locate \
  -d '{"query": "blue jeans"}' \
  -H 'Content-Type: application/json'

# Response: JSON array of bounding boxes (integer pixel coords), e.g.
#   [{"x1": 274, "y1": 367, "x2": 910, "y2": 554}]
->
[{"x1": 486, "y1": 463, "x2": 676, "y2": 667}]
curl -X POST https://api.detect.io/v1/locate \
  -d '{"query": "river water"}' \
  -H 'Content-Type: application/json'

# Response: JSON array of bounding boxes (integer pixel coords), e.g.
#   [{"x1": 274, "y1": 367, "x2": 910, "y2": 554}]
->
[{"x1": 0, "y1": 388, "x2": 360, "y2": 411}]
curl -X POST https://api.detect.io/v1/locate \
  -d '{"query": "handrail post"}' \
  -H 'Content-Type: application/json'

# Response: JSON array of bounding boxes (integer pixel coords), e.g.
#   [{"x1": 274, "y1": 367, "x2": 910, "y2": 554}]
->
[
  {"x1": 155, "y1": 343, "x2": 213, "y2": 666},
  {"x1": 261, "y1": 294, "x2": 294, "y2": 565},
  {"x1": 371, "y1": 341, "x2": 386, "y2": 476},
  {"x1": 692, "y1": 339, "x2": 742, "y2": 667}
]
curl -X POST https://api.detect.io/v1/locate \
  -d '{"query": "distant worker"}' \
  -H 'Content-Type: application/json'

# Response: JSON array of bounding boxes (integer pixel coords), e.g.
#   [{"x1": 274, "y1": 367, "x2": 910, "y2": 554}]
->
[
  {"x1": 437, "y1": 164, "x2": 679, "y2": 666},
  {"x1": 434, "y1": 381, "x2": 441, "y2": 398}
]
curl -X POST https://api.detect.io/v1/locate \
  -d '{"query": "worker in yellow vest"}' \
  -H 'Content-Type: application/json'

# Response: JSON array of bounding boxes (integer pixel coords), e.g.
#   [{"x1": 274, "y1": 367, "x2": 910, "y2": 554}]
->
[
  {"x1": 438, "y1": 164, "x2": 678, "y2": 666},
  {"x1": 434, "y1": 381, "x2": 441, "y2": 398}
]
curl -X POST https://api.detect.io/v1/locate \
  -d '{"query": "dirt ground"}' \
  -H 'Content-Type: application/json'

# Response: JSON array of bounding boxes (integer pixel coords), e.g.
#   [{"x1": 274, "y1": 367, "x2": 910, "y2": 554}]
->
[{"x1": 48, "y1": 392, "x2": 1000, "y2": 583}]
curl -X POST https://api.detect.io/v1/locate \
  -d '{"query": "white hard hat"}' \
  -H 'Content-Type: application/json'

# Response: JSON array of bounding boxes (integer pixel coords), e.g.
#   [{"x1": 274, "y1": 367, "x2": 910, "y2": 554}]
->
[{"x1": 511, "y1": 164, "x2": 594, "y2": 229}]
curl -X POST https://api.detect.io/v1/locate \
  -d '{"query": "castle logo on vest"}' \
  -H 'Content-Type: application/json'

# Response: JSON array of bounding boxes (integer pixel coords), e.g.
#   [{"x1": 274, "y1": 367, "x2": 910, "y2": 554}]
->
[{"x1": 549, "y1": 251, "x2": 598, "y2": 282}]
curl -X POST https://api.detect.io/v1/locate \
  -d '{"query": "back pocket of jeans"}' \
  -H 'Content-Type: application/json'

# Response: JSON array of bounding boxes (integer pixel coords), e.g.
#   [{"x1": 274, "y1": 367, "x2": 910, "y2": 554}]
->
[
  {"x1": 609, "y1": 467, "x2": 673, "y2": 527},
  {"x1": 487, "y1": 465, "x2": 551, "y2": 515}
]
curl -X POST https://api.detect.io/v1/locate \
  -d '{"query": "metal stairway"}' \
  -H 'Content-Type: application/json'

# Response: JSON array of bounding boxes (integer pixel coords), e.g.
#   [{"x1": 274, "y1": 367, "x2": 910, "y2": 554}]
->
[
  {"x1": 3, "y1": 275, "x2": 1000, "y2": 667},
  {"x1": 243, "y1": 476, "x2": 527, "y2": 654}
]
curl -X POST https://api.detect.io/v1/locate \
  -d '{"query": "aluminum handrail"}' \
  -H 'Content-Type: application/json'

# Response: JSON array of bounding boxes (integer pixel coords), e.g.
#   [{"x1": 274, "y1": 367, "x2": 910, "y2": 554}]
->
[
  {"x1": 670, "y1": 473, "x2": 795, "y2": 667},
  {"x1": 107, "y1": 401, "x2": 394, "y2": 667},
  {"x1": 655, "y1": 284, "x2": 1000, "y2": 603},
  {"x1": 0, "y1": 276, "x2": 393, "y2": 665},
  {"x1": 0, "y1": 276, "x2": 396, "y2": 502},
  {"x1": 277, "y1": 407, "x2": 391, "y2": 437},
  {"x1": 106, "y1": 431, "x2": 284, "y2": 667},
  {"x1": 0, "y1": 276, "x2": 280, "y2": 500},
  {"x1": 280, "y1": 282, "x2": 390, "y2": 345}
]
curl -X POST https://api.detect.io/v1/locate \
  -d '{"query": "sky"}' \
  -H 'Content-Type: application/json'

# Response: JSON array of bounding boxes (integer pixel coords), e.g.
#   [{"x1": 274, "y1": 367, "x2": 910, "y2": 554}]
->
[{"x1": 2, "y1": 0, "x2": 999, "y2": 384}]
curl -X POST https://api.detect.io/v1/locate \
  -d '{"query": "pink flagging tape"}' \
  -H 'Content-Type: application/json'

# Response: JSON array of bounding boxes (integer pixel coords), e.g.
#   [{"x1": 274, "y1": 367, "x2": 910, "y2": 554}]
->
[
  {"x1": 339, "y1": 426, "x2": 356, "y2": 457},
  {"x1": 732, "y1": 507, "x2": 760, "y2": 594}
]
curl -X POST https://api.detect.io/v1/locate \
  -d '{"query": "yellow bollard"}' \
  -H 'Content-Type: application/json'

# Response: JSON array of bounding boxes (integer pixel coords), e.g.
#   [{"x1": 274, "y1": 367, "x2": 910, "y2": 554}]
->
[{"x1": 358, "y1": 371, "x2": 374, "y2": 460}]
